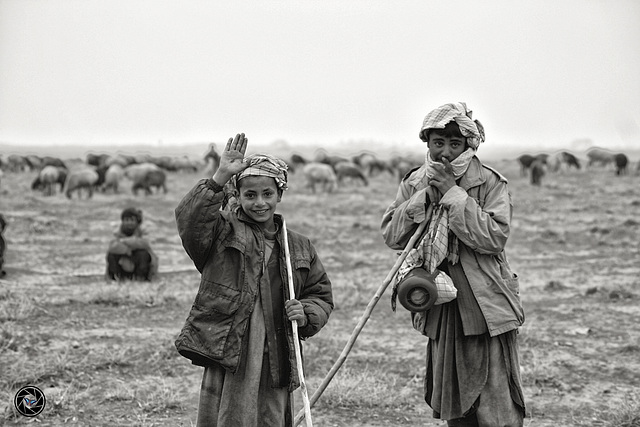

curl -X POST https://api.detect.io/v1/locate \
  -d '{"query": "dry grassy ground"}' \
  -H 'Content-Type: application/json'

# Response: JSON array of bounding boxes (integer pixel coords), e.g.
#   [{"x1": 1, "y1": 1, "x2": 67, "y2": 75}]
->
[{"x1": 1, "y1": 154, "x2": 639, "y2": 426}]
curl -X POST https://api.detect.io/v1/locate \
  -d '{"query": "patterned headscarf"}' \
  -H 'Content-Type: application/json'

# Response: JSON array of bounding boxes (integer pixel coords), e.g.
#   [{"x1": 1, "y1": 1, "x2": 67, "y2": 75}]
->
[
  {"x1": 232, "y1": 154, "x2": 289, "y2": 191},
  {"x1": 419, "y1": 102, "x2": 485, "y2": 149}
]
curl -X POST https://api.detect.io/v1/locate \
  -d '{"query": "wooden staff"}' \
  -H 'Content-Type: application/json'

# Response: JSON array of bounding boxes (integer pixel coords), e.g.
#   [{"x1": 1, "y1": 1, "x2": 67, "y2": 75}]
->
[
  {"x1": 282, "y1": 218, "x2": 313, "y2": 427},
  {"x1": 293, "y1": 208, "x2": 431, "y2": 426}
]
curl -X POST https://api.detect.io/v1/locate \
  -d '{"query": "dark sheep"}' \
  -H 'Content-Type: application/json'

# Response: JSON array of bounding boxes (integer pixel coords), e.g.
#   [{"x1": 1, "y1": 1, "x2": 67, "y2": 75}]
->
[
  {"x1": 561, "y1": 152, "x2": 581, "y2": 169},
  {"x1": 530, "y1": 159, "x2": 545, "y2": 186},
  {"x1": 614, "y1": 153, "x2": 628, "y2": 176},
  {"x1": 334, "y1": 161, "x2": 368, "y2": 186},
  {"x1": 288, "y1": 154, "x2": 308, "y2": 173},
  {"x1": 517, "y1": 153, "x2": 548, "y2": 177},
  {"x1": 42, "y1": 156, "x2": 67, "y2": 170},
  {"x1": 132, "y1": 169, "x2": 167, "y2": 196}
]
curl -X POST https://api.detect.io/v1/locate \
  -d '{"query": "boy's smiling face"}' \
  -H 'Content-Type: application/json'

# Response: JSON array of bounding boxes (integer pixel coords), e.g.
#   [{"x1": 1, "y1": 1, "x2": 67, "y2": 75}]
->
[{"x1": 237, "y1": 175, "x2": 281, "y2": 229}]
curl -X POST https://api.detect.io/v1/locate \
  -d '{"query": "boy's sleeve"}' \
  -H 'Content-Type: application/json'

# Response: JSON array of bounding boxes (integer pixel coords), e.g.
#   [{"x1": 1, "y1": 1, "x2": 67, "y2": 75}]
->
[
  {"x1": 380, "y1": 180, "x2": 428, "y2": 250},
  {"x1": 175, "y1": 178, "x2": 227, "y2": 272},
  {"x1": 297, "y1": 243, "x2": 334, "y2": 339},
  {"x1": 440, "y1": 177, "x2": 512, "y2": 255}
]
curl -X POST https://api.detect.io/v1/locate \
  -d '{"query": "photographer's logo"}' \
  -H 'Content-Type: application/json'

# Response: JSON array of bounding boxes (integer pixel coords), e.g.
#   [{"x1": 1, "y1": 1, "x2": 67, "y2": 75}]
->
[{"x1": 14, "y1": 386, "x2": 46, "y2": 417}]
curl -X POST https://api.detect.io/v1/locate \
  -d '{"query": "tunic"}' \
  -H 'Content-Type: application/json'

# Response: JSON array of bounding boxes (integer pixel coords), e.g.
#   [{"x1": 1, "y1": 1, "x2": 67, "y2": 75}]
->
[{"x1": 196, "y1": 227, "x2": 293, "y2": 427}]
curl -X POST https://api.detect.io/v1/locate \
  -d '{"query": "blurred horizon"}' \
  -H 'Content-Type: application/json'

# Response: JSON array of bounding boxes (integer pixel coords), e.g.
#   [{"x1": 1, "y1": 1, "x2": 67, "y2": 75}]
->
[{"x1": 2, "y1": 137, "x2": 639, "y2": 163}]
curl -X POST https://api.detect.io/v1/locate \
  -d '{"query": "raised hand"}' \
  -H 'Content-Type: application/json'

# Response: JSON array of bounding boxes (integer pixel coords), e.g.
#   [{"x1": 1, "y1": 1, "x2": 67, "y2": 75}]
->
[{"x1": 213, "y1": 133, "x2": 249, "y2": 184}]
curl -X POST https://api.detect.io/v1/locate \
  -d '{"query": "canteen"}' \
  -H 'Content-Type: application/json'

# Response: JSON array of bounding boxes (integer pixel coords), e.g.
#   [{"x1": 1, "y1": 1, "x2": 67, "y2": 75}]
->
[{"x1": 396, "y1": 268, "x2": 439, "y2": 312}]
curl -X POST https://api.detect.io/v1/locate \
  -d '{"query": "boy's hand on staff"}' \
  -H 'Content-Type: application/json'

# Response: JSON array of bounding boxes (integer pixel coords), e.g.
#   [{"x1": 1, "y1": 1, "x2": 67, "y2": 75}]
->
[
  {"x1": 213, "y1": 133, "x2": 249, "y2": 184},
  {"x1": 285, "y1": 299, "x2": 308, "y2": 327},
  {"x1": 428, "y1": 157, "x2": 456, "y2": 196}
]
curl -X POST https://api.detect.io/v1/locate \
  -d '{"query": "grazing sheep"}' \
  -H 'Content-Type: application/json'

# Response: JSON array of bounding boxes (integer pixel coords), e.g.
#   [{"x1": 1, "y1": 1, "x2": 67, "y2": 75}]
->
[
  {"x1": 87, "y1": 153, "x2": 110, "y2": 167},
  {"x1": 302, "y1": 162, "x2": 338, "y2": 193},
  {"x1": 586, "y1": 147, "x2": 614, "y2": 167},
  {"x1": 517, "y1": 153, "x2": 548, "y2": 177},
  {"x1": 334, "y1": 161, "x2": 368, "y2": 186},
  {"x1": 6, "y1": 154, "x2": 29, "y2": 172},
  {"x1": 65, "y1": 168, "x2": 99, "y2": 199},
  {"x1": 172, "y1": 156, "x2": 200, "y2": 173},
  {"x1": 549, "y1": 151, "x2": 581, "y2": 172},
  {"x1": 125, "y1": 163, "x2": 166, "y2": 195},
  {"x1": 124, "y1": 163, "x2": 161, "y2": 180},
  {"x1": 25, "y1": 155, "x2": 43, "y2": 171},
  {"x1": 41, "y1": 156, "x2": 67, "y2": 169},
  {"x1": 352, "y1": 152, "x2": 394, "y2": 177},
  {"x1": 103, "y1": 164, "x2": 124, "y2": 193},
  {"x1": 530, "y1": 159, "x2": 545, "y2": 186},
  {"x1": 33, "y1": 165, "x2": 61, "y2": 196},
  {"x1": 132, "y1": 169, "x2": 167, "y2": 196},
  {"x1": 613, "y1": 153, "x2": 628, "y2": 176},
  {"x1": 32, "y1": 166, "x2": 68, "y2": 195},
  {"x1": 288, "y1": 153, "x2": 308, "y2": 173}
]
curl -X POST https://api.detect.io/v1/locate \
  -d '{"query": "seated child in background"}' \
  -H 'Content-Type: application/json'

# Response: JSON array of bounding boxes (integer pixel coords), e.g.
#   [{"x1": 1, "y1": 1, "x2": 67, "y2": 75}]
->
[{"x1": 106, "y1": 207, "x2": 158, "y2": 281}]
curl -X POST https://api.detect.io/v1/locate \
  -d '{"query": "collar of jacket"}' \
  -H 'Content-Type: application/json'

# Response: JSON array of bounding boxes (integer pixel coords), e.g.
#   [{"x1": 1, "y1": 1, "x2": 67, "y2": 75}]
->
[{"x1": 406, "y1": 156, "x2": 495, "y2": 191}]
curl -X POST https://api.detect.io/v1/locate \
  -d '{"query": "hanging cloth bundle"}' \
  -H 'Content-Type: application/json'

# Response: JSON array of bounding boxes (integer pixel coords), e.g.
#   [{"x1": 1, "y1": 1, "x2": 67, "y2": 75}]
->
[{"x1": 391, "y1": 203, "x2": 458, "y2": 312}]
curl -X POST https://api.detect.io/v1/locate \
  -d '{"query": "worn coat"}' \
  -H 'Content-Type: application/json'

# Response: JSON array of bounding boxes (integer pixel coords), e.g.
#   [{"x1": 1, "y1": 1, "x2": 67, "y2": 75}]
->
[
  {"x1": 381, "y1": 157, "x2": 524, "y2": 336},
  {"x1": 174, "y1": 178, "x2": 333, "y2": 391}
]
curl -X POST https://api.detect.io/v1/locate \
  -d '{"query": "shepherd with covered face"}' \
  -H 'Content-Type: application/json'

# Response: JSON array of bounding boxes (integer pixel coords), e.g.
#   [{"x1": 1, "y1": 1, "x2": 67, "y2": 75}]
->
[
  {"x1": 381, "y1": 103, "x2": 526, "y2": 426},
  {"x1": 174, "y1": 133, "x2": 333, "y2": 427}
]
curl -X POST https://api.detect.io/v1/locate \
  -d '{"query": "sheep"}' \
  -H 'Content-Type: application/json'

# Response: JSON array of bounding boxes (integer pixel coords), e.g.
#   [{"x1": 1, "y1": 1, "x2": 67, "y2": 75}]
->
[
  {"x1": 302, "y1": 162, "x2": 338, "y2": 193},
  {"x1": 65, "y1": 168, "x2": 99, "y2": 199}
]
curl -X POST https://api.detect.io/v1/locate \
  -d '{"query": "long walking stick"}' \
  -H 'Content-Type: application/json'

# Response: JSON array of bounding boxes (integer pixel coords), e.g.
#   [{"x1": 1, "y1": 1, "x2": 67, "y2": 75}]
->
[
  {"x1": 294, "y1": 208, "x2": 431, "y2": 426},
  {"x1": 282, "y1": 219, "x2": 313, "y2": 427}
]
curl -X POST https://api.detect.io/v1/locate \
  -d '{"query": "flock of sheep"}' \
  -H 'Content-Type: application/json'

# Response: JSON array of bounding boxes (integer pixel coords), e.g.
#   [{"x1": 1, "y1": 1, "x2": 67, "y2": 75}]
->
[
  {"x1": 516, "y1": 146, "x2": 637, "y2": 186},
  {"x1": 288, "y1": 150, "x2": 423, "y2": 193},
  {"x1": 0, "y1": 147, "x2": 424, "y2": 198},
  {"x1": 1, "y1": 144, "x2": 636, "y2": 199},
  {"x1": 0, "y1": 152, "x2": 202, "y2": 198}
]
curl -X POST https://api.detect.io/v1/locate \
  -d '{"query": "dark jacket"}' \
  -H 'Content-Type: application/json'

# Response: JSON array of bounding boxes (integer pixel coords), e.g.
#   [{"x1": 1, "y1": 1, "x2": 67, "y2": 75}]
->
[{"x1": 174, "y1": 179, "x2": 333, "y2": 391}]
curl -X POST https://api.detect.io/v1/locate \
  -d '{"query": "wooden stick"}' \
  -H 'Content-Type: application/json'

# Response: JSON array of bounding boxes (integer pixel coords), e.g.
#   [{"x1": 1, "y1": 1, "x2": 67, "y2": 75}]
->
[
  {"x1": 294, "y1": 210, "x2": 431, "y2": 426},
  {"x1": 282, "y1": 219, "x2": 313, "y2": 427}
]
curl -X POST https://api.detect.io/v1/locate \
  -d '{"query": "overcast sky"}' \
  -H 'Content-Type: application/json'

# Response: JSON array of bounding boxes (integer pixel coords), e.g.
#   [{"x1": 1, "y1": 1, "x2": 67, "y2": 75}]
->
[{"x1": 1, "y1": 0, "x2": 639, "y2": 153}]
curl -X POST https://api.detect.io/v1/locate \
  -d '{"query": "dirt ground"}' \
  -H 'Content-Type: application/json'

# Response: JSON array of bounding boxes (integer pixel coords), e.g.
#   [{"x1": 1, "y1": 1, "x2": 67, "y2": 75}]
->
[{"x1": 1, "y1": 151, "x2": 639, "y2": 426}]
